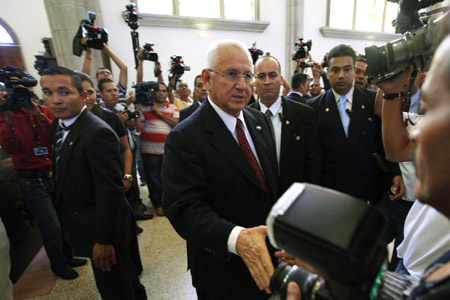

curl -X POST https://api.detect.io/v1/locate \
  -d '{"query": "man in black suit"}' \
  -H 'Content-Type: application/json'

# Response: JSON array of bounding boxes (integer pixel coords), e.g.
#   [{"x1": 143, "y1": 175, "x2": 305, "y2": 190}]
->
[
  {"x1": 162, "y1": 40, "x2": 279, "y2": 300},
  {"x1": 179, "y1": 74, "x2": 207, "y2": 122},
  {"x1": 307, "y1": 44, "x2": 381, "y2": 201},
  {"x1": 286, "y1": 73, "x2": 310, "y2": 104},
  {"x1": 250, "y1": 55, "x2": 321, "y2": 193},
  {"x1": 41, "y1": 67, "x2": 146, "y2": 300}
]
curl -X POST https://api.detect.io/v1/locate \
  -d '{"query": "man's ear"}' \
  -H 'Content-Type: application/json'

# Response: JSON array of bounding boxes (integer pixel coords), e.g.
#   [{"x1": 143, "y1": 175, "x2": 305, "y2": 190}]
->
[
  {"x1": 81, "y1": 90, "x2": 88, "y2": 104},
  {"x1": 201, "y1": 69, "x2": 211, "y2": 91}
]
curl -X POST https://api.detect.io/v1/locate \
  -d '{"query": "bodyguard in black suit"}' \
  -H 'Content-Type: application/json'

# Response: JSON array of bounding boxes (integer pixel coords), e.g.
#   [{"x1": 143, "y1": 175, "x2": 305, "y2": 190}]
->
[
  {"x1": 250, "y1": 56, "x2": 321, "y2": 193},
  {"x1": 307, "y1": 45, "x2": 381, "y2": 201},
  {"x1": 179, "y1": 75, "x2": 208, "y2": 122},
  {"x1": 41, "y1": 67, "x2": 146, "y2": 300},
  {"x1": 285, "y1": 73, "x2": 310, "y2": 104},
  {"x1": 163, "y1": 41, "x2": 279, "y2": 300}
]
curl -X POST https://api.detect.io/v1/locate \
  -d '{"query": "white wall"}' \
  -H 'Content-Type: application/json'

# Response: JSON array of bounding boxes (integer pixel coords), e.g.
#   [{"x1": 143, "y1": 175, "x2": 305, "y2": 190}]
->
[{"x1": 0, "y1": 0, "x2": 52, "y2": 88}]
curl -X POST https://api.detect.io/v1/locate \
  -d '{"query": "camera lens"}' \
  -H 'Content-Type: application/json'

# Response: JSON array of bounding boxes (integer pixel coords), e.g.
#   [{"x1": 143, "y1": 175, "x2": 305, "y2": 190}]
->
[{"x1": 271, "y1": 263, "x2": 325, "y2": 300}]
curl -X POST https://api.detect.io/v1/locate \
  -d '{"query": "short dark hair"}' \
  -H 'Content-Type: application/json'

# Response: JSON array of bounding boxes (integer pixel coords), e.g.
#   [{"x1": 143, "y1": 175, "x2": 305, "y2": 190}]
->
[
  {"x1": 41, "y1": 66, "x2": 83, "y2": 94},
  {"x1": 291, "y1": 73, "x2": 308, "y2": 89},
  {"x1": 74, "y1": 71, "x2": 95, "y2": 88},
  {"x1": 98, "y1": 78, "x2": 114, "y2": 92},
  {"x1": 327, "y1": 44, "x2": 357, "y2": 65},
  {"x1": 158, "y1": 82, "x2": 168, "y2": 90},
  {"x1": 194, "y1": 75, "x2": 202, "y2": 88},
  {"x1": 96, "y1": 67, "x2": 110, "y2": 78}
]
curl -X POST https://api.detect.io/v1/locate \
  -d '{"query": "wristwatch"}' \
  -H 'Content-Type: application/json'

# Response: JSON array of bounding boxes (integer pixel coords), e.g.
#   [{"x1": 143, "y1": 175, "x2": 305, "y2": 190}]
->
[{"x1": 123, "y1": 174, "x2": 133, "y2": 181}]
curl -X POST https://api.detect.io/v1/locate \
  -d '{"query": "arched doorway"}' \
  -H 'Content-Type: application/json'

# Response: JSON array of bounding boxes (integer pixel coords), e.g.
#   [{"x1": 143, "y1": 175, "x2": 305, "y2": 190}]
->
[{"x1": 0, "y1": 18, "x2": 24, "y2": 70}]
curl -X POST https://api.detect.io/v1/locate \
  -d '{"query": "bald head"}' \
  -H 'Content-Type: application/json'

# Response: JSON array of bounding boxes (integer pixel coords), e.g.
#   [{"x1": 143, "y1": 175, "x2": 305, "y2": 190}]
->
[{"x1": 205, "y1": 40, "x2": 252, "y2": 70}]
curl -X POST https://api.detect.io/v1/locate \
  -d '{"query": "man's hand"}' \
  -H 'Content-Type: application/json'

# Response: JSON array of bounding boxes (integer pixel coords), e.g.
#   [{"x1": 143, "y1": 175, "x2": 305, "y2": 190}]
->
[
  {"x1": 312, "y1": 62, "x2": 324, "y2": 80},
  {"x1": 25, "y1": 102, "x2": 46, "y2": 121},
  {"x1": 236, "y1": 226, "x2": 274, "y2": 294},
  {"x1": 92, "y1": 243, "x2": 116, "y2": 271},
  {"x1": 152, "y1": 104, "x2": 162, "y2": 116},
  {"x1": 390, "y1": 175, "x2": 406, "y2": 200},
  {"x1": 118, "y1": 110, "x2": 129, "y2": 122},
  {"x1": 287, "y1": 282, "x2": 302, "y2": 300},
  {"x1": 123, "y1": 179, "x2": 132, "y2": 191},
  {"x1": 376, "y1": 65, "x2": 413, "y2": 94}
]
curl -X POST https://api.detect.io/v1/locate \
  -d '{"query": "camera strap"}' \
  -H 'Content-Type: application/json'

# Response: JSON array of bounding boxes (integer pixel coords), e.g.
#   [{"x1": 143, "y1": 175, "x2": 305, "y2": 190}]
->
[{"x1": 403, "y1": 69, "x2": 419, "y2": 127}]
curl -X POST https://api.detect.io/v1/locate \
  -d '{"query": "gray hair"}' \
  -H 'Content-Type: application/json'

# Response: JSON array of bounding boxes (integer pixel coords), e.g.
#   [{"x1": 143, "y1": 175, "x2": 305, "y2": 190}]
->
[{"x1": 205, "y1": 39, "x2": 252, "y2": 70}]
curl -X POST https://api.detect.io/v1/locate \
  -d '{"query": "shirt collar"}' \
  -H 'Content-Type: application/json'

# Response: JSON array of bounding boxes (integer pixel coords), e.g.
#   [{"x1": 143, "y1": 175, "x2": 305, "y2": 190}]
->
[
  {"x1": 332, "y1": 87, "x2": 354, "y2": 105},
  {"x1": 208, "y1": 96, "x2": 245, "y2": 133},
  {"x1": 289, "y1": 91, "x2": 303, "y2": 97},
  {"x1": 60, "y1": 106, "x2": 87, "y2": 128},
  {"x1": 259, "y1": 96, "x2": 282, "y2": 116}
]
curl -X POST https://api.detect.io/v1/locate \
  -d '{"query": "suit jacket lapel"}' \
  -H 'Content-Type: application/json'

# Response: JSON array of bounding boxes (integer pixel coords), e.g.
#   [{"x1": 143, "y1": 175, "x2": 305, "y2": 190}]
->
[
  {"x1": 280, "y1": 97, "x2": 296, "y2": 158},
  {"x1": 347, "y1": 88, "x2": 369, "y2": 141},
  {"x1": 202, "y1": 102, "x2": 265, "y2": 193},
  {"x1": 55, "y1": 109, "x2": 88, "y2": 202}
]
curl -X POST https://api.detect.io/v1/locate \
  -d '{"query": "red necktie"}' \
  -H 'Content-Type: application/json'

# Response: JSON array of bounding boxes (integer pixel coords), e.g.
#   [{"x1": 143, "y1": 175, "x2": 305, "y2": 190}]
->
[{"x1": 236, "y1": 118, "x2": 271, "y2": 202}]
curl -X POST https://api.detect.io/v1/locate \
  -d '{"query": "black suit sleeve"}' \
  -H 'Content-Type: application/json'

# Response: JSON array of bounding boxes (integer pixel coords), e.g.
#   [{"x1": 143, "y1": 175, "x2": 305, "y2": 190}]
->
[
  {"x1": 162, "y1": 130, "x2": 235, "y2": 263},
  {"x1": 86, "y1": 127, "x2": 124, "y2": 245},
  {"x1": 303, "y1": 107, "x2": 322, "y2": 184}
]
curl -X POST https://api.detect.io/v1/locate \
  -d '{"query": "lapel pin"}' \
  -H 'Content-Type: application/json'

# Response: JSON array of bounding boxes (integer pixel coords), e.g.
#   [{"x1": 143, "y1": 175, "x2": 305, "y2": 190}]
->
[
  {"x1": 361, "y1": 105, "x2": 365, "y2": 109},
  {"x1": 286, "y1": 120, "x2": 290, "y2": 125},
  {"x1": 368, "y1": 117, "x2": 373, "y2": 121},
  {"x1": 325, "y1": 108, "x2": 330, "y2": 112},
  {"x1": 69, "y1": 141, "x2": 74, "y2": 146},
  {"x1": 256, "y1": 125, "x2": 262, "y2": 131},
  {"x1": 295, "y1": 136, "x2": 301, "y2": 141}
]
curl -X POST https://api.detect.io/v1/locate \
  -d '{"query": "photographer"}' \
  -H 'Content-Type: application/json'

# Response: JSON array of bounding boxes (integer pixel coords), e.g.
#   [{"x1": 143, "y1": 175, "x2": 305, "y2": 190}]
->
[
  {"x1": 278, "y1": 26, "x2": 450, "y2": 300},
  {"x1": 134, "y1": 82, "x2": 178, "y2": 216},
  {"x1": 0, "y1": 67, "x2": 86, "y2": 279}
]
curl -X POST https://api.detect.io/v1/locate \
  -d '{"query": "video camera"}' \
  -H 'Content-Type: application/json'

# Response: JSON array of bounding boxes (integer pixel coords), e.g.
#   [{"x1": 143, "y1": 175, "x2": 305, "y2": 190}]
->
[
  {"x1": 133, "y1": 81, "x2": 159, "y2": 106},
  {"x1": 169, "y1": 55, "x2": 190, "y2": 79},
  {"x1": 73, "y1": 11, "x2": 108, "y2": 56},
  {"x1": 293, "y1": 38, "x2": 312, "y2": 60},
  {"x1": 249, "y1": 42, "x2": 264, "y2": 65},
  {"x1": 140, "y1": 43, "x2": 159, "y2": 62},
  {"x1": 365, "y1": 0, "x2": 447, "y2": 83},
  {"x1": 267, "y1": 183, "x2": 387, "y2": 300},
  {"x1": 124, "y1": 3, "x2": 140, "y2": 30},
  {"x1": 0, "y1": 67, "x2": 38, "y2": 112},
  {"x1": 34, "y1": 38, "x2": 58, "y2": 76}
]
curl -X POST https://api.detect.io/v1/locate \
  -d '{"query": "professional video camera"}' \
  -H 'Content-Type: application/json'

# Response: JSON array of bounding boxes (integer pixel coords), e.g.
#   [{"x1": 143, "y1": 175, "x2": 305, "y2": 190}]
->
[
  {"x1": 124, "y1": 3, "x2": 140, "y2": 30},
  {"x1": 299, "y1": 59, "x2": 315, "y2": 69},
  {"x1": 365, "y1": 0, "x2": 447, "y2": 83},
  {"x1": 73, "y1": 11, "x2": 108, "y2": 56},
  {"x1": 169, "y1": 55, "x2": 190, "y2": 79},
  {"x1": 34, "y1": 38, "x2": 58, "y2": 76},
  {"x1": 249, "y1": 42, "x2": 264, "y2": 65},
  {"x1": 293, "y1": 38, "x2": 312, "y2": 61},
  {"x1": 133, "y1": 81, "x2": 159, "y2": 106},
  {"x1": 140, "y1": 43, "x2": 159, "y2": 62},
  {"x1": 0, "y1": 67, "x2": 38, "y2": 112},
  {"x1": 267, "y1": 183, "x2": 387, "y2": 300}
]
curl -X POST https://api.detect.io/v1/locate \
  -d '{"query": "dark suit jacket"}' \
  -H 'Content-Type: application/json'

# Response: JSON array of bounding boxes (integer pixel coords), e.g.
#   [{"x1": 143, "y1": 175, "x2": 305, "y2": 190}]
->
[
  {"x1": 307, "y1": 87, "x2": 381, "y2": 201},
  {"x1": 285, "y1": 92, "x2": 307, "y2": 104},
  {"x1": 251, "y1": 97, "x2": 321, "y2": 193},
  {"x1": 52, "y1": 109, "x2": 134, "y2": 257},
  {"x1": 162, "y1": 100, "x2": 279, "y2": 299},
  {"x1": 179, "y1": 100, "x2": 201, "y2": 122}
]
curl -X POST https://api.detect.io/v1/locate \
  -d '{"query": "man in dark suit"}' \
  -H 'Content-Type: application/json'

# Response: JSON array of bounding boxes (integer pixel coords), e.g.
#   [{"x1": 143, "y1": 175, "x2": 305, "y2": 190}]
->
[
  {"x1": 162, "y1": 40, "x2": 279, "y2": 300},
  {"x1": 250, "y1": 55, "x2": 321, "y2": 193},
  {"x1": 179, "y1": 74, "x2": 207, "y2": 122},
  {"x1": 41, "y1": 67, "x2": 146, "y2": 300},
  {"x1": 286, "y1": 73, "x2": 310, "y2": 104},
  {"x1": 307, "y1": 44, "x2": 381, "y2": 201}
]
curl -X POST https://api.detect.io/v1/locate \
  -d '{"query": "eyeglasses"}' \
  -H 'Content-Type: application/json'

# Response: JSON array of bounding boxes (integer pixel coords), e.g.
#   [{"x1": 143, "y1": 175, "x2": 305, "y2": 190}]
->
[{"x1": 208, "y1": 69, "x2": 254, "y2": 84}]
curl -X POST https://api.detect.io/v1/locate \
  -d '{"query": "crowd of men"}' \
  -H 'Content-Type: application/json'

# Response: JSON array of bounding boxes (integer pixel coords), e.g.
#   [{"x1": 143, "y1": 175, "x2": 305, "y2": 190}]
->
[{"x1": 1, "y1": 11, "x2": 450, "y2": 300}]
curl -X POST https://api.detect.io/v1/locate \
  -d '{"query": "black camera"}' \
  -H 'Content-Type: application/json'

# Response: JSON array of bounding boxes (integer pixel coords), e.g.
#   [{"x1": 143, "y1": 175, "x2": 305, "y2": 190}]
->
[
  {"x1": 293, "y1": 38, "x2": 312, "y2": 60},
  {"x1": 124, "y1": 3, "x2": 140, "y2": 30},
  {"x1": 300, "y1": 59, "x2": 315, "y2": 69},
  {"x1": 365, "y1": 0, "x2": 447, "y2": 83},
  {"x1": 249, "y1": 42, "x2": 264, "y2": 65},
  {"x1": 141, "y1": 43, "x2": 159, "y2": 62},
  {"x1": 169, "y1": 55, "x2": 191, "y2": 79},
  {"x1": 34, "y1": 38, "x2": 58, "y2": 76},
  {"x1": 125, "y1": 109, "x2": 140, "y2": 120},
  {"x1": 133, "y1": 81, "x2": 159, "y2": 106},
  {"x1": 267, "y1": 183, "x2": 387, "y2": 300},
  {"x1": 73, "y1": 11, "x2": 108, "y2": 56},
  {"x1": 0, "y1": 67, "x2": 37, "y2": 112}
]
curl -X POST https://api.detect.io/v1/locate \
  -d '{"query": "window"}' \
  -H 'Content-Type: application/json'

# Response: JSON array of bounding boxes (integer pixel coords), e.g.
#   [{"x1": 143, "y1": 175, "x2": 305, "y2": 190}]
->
[
  {"x1": 137, "y1": 0, "x2": 257, "y2": 21},
  {"x1": 0, "y1": 24, "x2": 14, "y2": 44},
  {"x1": 328, "y1": 0, "x2": 398, "y2": 33}
]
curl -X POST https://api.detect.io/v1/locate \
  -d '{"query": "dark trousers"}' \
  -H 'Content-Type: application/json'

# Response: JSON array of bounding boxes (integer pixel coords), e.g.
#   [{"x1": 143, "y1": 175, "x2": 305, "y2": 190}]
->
[
  {"x1": 91, "y1": 238, "x2": 146, "y2": 300},
  {"x1": 17, "y1": 177, "x2": 72, "y2": 273},
  {"x1": 142, "y1": 154, "x2": 163, "y2": 209}
]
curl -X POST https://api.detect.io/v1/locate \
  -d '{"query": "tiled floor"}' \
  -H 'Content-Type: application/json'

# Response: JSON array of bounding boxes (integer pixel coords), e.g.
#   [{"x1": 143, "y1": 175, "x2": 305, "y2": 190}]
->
[{"x1": 31, "y1": 185, "x2": 198, "y2": 300}]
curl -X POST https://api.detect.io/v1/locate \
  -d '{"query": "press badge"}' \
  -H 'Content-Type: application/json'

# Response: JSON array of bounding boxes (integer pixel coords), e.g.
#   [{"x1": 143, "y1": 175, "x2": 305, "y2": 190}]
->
[{"x1": 34, "y1": 147, "x2": 49, "y2": 156}]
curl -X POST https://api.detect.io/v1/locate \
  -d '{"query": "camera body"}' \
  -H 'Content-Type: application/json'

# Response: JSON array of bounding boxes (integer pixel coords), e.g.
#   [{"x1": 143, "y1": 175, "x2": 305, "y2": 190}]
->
[
  {"x1": 169, "y1": 55, "x2": 190, "y2": 78},
  {"x1": 365, "y1": 0, "x2": 447, "y2": 83},
  {"x1": 0, "y1": 68, "x2": 37, "y2": 112},
  {"x1": 141, "y1": 43, "x2": 159, "y2": 62},
  {"x1": 249, "y1": 42, "x2": 264, "y2": 65},
  {"x1": 125, "y1": 109, "x2": 140, "y2": 120},
  {"x1": 293, "y1": 38, "x2": 312, "y2": 60},
  {"x1": 300, "y1": 60, "x2": 315, "y2": 69},
  {"x1": 81, "y1": 12, "x2": 108, "y2": 50},
  {"x1": 124, "y1": 3, "x2": 140, "y2": 30},
  {"x1": 267, "y1": 183, "x2": 387, "y2": 300},
  {"x1": 133, "y1": 81, "x2": 159, "y2": 106}
]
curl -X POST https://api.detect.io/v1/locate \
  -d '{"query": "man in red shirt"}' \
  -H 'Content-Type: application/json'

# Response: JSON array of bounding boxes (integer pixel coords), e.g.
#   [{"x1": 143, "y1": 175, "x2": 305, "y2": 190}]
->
[{"x1": 0, "y1": 66, "x2": 85, "y2": 279}]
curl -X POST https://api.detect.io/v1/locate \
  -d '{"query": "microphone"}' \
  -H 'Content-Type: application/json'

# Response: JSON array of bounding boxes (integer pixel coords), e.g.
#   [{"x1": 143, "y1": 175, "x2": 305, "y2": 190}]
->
[{"x1": 346, "y1": 109, "x2": 353, "y2": 117}]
